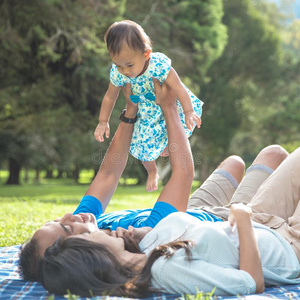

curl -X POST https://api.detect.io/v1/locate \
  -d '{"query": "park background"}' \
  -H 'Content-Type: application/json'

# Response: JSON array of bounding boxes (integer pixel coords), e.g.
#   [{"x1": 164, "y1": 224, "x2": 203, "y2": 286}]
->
[{"x1": 0, "y1": 0, "x2": 300, "y2": 245}]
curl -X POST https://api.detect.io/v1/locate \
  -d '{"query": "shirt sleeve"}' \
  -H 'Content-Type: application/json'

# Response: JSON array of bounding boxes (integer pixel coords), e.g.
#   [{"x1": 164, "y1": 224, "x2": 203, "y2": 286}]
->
[
  {"x1": 151, "y1": 52, "x2": 171, "y2": 83},
  {"x1": 110, "y1": 64, "x2": 126, "y2": 87},
  {"x1": 73, "y1": 195, "x2": 103, "y2": 218},
  {"x1": 151, "y1": 254, "x2": 257, "y2": 296},
  {"x1": 139, "y1": 201, "x2": 178, "y2": 228}
]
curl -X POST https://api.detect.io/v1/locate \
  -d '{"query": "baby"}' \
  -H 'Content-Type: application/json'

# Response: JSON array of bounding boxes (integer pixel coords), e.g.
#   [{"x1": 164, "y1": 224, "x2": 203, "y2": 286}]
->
[{"x1": 94, "y1": 20, "x2": 203, "y2": 191}]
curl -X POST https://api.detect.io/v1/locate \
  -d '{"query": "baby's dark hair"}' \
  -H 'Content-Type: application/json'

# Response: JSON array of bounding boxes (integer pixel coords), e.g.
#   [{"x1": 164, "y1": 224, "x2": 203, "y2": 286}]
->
[{"x1": 104, "y1": 20, "x2": 152, "y2": 56}]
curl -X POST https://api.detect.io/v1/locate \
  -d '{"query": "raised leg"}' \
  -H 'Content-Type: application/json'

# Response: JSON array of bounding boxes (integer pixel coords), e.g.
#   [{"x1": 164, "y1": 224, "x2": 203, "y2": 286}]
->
[
  {"x1": 231, "y1": 145, "x2": 288, "y2": 206},
  {"x1": 248, "y1": 146, "x2": 300, "y2": 262},
  {"x1": 249, "y1": 146, "x2": 300, "y2": 222},
  {"x1": 188, "y1": 155, "x2": 245, "y2": 210}
]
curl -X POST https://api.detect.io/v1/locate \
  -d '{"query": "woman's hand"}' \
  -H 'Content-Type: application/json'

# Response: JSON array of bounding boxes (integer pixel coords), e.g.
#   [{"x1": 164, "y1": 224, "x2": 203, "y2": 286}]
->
[
  {"x1": 228, "y1": 203, "x2": 252, "y2": 226},
  {"x1": 230, "y1": 203, "x2": 265, "y2": 294}
]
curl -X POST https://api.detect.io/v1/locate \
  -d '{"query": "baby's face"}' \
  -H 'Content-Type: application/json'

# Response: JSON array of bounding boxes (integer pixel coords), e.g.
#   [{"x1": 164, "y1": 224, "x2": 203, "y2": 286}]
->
[{"x1": 111, "y1": 45, "x2": 149, "y2": 78}]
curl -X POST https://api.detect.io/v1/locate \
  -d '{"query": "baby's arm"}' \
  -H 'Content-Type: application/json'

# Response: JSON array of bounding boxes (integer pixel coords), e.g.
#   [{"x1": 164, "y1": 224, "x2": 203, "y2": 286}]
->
[
  {"x1": 165, "y1": 67, "x2": 201, "y2": 130},
  {"x1": 94, "y1": 83, "x2": 121, "y2": 142}
]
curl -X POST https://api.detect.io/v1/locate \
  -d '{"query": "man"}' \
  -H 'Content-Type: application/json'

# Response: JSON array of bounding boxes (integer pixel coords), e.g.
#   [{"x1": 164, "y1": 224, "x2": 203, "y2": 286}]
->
[{"x1": 19, "y1": 79, "x2": 289, "y2": 281}]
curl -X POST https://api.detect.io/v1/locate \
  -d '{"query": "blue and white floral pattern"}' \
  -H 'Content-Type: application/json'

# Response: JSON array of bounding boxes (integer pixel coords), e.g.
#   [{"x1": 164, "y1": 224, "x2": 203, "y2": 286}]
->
[{"x1": 110, "y1": 52, "x2": 203, "y2": 161}]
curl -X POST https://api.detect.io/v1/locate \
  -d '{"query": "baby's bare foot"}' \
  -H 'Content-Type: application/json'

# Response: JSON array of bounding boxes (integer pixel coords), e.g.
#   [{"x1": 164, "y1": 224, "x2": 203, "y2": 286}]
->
[
  {"x1": 146, "y1": 172, "x2": 159, "y2": 192},
  {"x1": 160, "y1": 147, "x2": 169, "y2": 157}
]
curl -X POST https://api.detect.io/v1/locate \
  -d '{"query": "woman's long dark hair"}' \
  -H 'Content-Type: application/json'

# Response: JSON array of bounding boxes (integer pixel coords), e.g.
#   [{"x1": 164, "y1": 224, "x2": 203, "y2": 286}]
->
[{"x1": 40, "y1": 233, "x2": 194, "y2": 298}]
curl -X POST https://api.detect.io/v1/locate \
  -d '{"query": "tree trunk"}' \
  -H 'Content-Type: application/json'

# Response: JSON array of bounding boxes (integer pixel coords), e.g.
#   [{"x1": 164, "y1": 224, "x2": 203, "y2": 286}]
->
[
  {"x1": 34, "y1": 168, "x2": 40, "y2": 183},
  {"x1": 24, "y1": 168, "x2": 29, "y2": 183},
  {"x1": 57, "y1": 170, "x2": 63, "y2": 178},
  {"x1": 73, "y1": 167, "x2": 80, "y2": 182},
  {"x1": 45, "y1": 168, "x2": 53, "y2": 179},
  {"x1": 6, "y1": 158, "x2": 21, "y2": 185}
]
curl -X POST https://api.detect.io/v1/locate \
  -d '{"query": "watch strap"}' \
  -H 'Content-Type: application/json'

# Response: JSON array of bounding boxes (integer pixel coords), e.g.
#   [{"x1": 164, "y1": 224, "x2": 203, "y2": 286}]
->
[{"x1": 119, "y1": 109, "x2": 137, "y2": 124}]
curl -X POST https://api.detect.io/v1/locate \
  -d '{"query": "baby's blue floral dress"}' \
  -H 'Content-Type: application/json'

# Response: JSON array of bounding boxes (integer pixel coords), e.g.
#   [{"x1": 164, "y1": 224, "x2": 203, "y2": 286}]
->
[{"x1": 110, "y1": 52, "x2": 203, "y2": 161}]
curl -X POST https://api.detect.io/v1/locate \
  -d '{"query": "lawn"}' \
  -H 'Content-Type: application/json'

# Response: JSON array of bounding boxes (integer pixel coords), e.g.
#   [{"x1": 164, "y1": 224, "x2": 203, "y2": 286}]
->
[{"x1": 0, "y1": 170, "x2": 200, "y2": 247}]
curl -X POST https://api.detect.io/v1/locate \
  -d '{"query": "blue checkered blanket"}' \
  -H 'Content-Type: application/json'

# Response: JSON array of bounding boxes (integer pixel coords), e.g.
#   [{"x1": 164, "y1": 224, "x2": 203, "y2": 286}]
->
[{"x1": 1, "y1": 245, "x2": 300, "y2": 300}]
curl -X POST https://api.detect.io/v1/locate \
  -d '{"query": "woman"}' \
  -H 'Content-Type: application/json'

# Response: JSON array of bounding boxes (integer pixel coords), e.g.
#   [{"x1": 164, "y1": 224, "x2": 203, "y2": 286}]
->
[{"x1": 40, "y1": 178, "x2": 300, "y2": 297}]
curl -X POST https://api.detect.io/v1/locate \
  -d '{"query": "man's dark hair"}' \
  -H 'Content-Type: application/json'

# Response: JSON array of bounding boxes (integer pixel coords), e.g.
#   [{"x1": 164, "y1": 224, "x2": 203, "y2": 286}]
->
[{"x1": 19, "y1": 238, "x2": 43, "y2": 281}]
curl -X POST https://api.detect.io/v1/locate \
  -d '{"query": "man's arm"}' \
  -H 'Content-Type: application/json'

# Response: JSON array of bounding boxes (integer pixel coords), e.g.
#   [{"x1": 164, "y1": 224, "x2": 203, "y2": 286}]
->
[
  {"x1": 85, "y1": 83, "x2": 137, "y2": 211},
  {"x1": 153, "y1": 79, "x2": 194, "y2": 212}
]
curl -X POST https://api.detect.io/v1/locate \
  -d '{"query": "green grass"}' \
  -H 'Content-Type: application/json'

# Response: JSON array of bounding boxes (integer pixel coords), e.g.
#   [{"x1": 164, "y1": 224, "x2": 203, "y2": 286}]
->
[
  {"x1": 0, "y1": 171, "x2": 200, "y2": 247},
  {"x1": 0, "y1": 174, "x2": 221, "y2": 300},
  {"x1": 0, "y1": 182, "x2": 161, "y2": 247}
]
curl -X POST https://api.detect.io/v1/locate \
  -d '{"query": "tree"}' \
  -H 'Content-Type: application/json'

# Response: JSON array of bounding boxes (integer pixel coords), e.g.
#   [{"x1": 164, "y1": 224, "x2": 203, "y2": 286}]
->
[
  {"x1": 124, "y1": 0, "x2": 228, "y2": 182},
  {"x1": 0, "y1": 0, "x2": 125, "y2": 184},
  {"x1": 230, "y1": 1, "x2": 300, "y2": 159},
  {"x1": 194, "y1": 0, "x2": 282, "y2": 178}
]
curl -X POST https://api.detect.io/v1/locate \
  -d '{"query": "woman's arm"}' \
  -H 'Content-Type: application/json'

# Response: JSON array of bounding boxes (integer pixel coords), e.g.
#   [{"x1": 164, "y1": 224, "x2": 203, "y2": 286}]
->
[
  {"x1": 94, "y1": 83, "x2": 121, "y2": 142},
  {"x1": 87, "y1": 83, "x2": 137, "y2": 211},
  {"x1": 165, "y1": 68, "x2": 201, "y2": 130},
  {"x1": 153, "y1": 79, "x2": 194, "y2": 212},
  {"x1": 229, "y1": 204, "x2": 265, "y2": 293}
]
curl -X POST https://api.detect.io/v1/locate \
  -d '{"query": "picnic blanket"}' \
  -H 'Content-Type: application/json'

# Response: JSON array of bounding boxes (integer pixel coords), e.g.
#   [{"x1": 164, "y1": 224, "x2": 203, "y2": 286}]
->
[{"x1": 1, "y1": 245, "x2": 300, "y2": 300}]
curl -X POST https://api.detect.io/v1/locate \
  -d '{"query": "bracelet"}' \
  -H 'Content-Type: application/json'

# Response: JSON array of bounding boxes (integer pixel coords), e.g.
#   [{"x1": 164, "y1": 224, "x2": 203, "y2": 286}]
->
[{"x1": 119, "y1": 109, "x2": 138, "y2": 124}]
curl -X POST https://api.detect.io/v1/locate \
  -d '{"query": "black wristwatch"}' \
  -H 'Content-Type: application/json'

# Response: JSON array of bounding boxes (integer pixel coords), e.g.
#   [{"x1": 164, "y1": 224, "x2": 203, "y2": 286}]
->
[{"x1": 119, "y1": 109, "x2": 138, "y2": 124}]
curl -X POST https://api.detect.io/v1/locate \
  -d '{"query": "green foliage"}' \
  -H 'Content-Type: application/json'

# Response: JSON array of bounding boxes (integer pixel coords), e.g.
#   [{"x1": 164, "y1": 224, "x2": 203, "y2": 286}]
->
[
  {"x1": 193, "y1": 0, "x2": 284, "y2": 177},
  {"x1": 0, "y1": 0, "x2": 228, "y2": 184},
  {"x1": 1, "y1": 0, "x2": 299, "y2": 184},
  {"x1": 125, "y1": 0, "x2": 227, "y2": 86},
  {"x1": 230, "y1": 0, "x2": 300, "y2": 156},
  {"x1": 0, "y1": 0, "x2": 125, "y2": 183},
  {"x1": 179, "y1": 287, "x2": 216, "y2": 300}
]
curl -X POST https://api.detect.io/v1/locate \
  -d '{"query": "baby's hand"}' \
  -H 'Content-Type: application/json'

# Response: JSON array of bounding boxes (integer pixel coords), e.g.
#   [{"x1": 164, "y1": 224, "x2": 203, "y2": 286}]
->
[
  {"x1": 94, "y1": 121, "x2": 110, "y2": 142},
  {"x1": 185, "y1": 110, "x2": 201, "y2": 130}
]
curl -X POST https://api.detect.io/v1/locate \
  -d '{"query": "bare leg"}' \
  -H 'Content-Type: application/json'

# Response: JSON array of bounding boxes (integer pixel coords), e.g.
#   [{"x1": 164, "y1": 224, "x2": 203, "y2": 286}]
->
[
  {"x1": 188, "y1": 145, "x2": 288, "y2": 220},
  {"x1": 188, "y1": 155, "x2": 245, "y2": 209},
  {"x1": 231, "y1": 145, "x2": 289, "y2": 205},
  {"x1": 217, "y1": 155, "x2": 245, "y2": 184},
  {"x1": 142, "y1": 160, "x2": 159, "y2": 192}
]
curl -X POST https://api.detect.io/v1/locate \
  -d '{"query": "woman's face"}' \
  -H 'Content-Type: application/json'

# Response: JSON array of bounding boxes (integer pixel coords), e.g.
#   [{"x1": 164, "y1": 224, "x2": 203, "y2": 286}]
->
[
  {"x1": 73, "y1": 230, "x2": 126, "y2": 255},
  {"x1": 71, "y1": 229, "x2": 147, "y2": 269}
]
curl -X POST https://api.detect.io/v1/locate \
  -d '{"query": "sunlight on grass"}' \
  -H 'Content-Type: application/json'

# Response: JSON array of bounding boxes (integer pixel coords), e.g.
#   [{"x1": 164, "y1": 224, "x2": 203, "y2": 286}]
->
[
  {"x1": 0, "y1": 172, "x2": 200, "y2": 247},
  {"x1": 0, "y1": 180, "x2": 162, "y2": 247},
  {"x1": 178, "y1": 287, "x2": 216, "y2": 300}
]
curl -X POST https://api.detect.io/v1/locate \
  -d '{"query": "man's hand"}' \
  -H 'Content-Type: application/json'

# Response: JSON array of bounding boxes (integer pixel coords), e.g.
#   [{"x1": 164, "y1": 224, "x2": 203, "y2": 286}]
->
[
  {"x1": 185, "y1": 110, "x2": 202, "y2": 130},
  {"x1": 152, "y1": 78, "x2": 177, "y2": 109},
  {"x1": 122, "y1": 83, "x2": 138, "y2": 118},
  {"x1": 94, "y1": 121, "x2": 110, "y2": 142}
]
